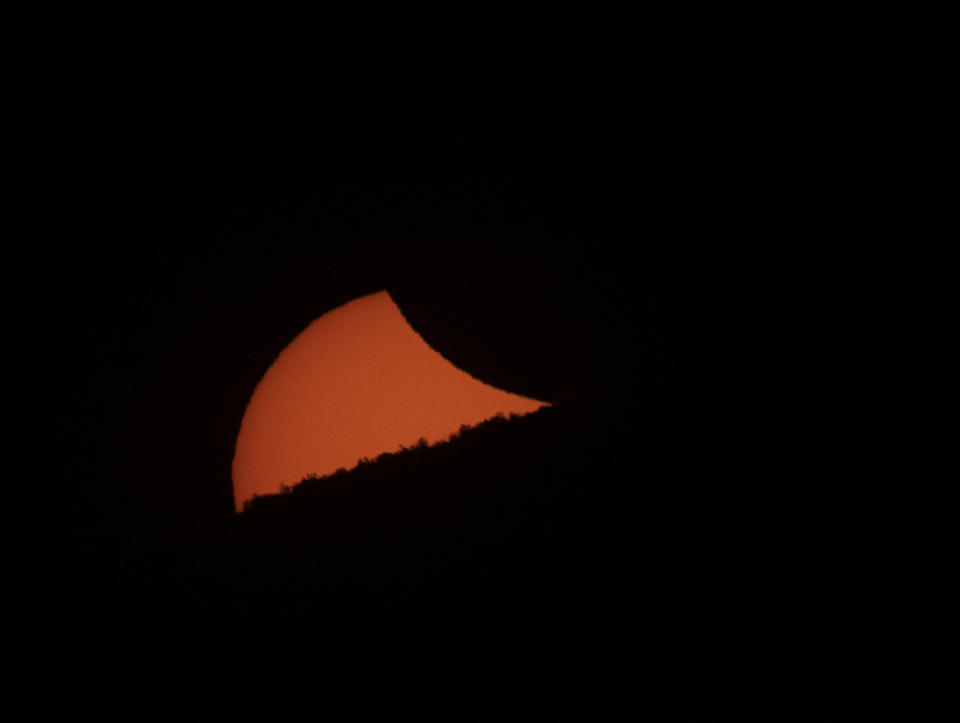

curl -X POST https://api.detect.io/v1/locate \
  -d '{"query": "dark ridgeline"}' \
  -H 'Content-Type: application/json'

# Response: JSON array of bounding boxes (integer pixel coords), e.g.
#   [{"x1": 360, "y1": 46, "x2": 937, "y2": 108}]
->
[{"x1": 36, "y1": 9, "x2": 952, "y2": 717}]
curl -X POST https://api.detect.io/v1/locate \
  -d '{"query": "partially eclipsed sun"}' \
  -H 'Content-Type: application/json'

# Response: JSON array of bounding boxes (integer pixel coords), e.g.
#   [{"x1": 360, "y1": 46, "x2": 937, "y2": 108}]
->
[{"x1": 232, "y1": 291, "x2": 548, "y2": 511}]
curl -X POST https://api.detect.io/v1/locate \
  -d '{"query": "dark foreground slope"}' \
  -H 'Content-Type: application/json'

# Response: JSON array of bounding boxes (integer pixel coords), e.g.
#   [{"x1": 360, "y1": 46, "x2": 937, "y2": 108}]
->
[{"x1": 60, "y1": 379, "x2": 951, "y2": 714}]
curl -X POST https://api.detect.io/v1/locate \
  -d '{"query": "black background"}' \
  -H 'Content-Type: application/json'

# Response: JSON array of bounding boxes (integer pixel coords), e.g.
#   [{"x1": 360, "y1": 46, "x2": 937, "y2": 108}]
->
[{"x1": 25, "y1": 7, "x2": 954, "y2": 716}]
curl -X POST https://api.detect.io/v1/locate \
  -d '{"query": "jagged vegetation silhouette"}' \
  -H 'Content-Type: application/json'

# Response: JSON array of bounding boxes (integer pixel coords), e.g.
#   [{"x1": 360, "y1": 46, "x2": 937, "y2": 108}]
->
[
  {"x1": 227, "y1": 398, "x2": 628, "y2": 618},
  {"x1": 243, "y1": 412, "x2": 509, "y2": 510}
]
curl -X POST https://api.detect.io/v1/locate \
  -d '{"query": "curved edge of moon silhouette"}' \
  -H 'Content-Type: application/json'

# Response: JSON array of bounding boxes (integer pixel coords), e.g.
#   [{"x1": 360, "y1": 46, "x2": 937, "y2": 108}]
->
[{"x1": 232, "y1": 290, "x2": 549, "y2": 511}]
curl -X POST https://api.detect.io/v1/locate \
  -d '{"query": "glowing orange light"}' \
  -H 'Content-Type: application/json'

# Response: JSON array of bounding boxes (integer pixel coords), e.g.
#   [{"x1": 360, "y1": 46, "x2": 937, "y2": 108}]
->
[{"x1": 232, "y1": 291, "x2": 547, "y2": 511}]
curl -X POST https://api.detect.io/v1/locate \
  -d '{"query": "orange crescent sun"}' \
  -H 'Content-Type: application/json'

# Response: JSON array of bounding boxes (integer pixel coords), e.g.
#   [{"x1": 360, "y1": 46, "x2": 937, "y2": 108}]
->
[{"x1": 232, "y1": 290, "x2": 548, "y2": 511}]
